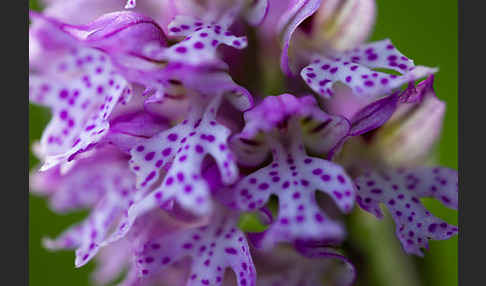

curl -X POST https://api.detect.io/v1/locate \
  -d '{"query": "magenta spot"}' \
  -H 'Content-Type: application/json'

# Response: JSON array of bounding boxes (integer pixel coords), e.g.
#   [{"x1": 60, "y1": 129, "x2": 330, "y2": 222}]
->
[
  {"x1": 161, "y1": 257, "x2": 171, "y2": 264},
  {"x1": 195, "y1": 145, "x2": 204, "y2": 153},
  {"x1": 225, "y1": 247, "x2": 237, "y2": 255},
  {"x1": 398, "y1": 64, "x2": 408, "y2": 70},
  {"x1": 194, "y1": 42, "x2": 204, "y2": 49},
  {"x1": 162, "y1": 147, "x2": 172, "y2": 156},
  {"x1": 367, "y1": 54, "x2": 378, "y2": 61},
  {"x1": 258, "y1": 183, "x2": 269, "y2": 190},
  {"x1": 182, "y1": 243, "x2": 193, "y2": 249},
  {"x1": 371, "y1": 188, "x2": 382, "y2": 194},
  {"x1": 146, "y1": 171, "x2": 156, "y2": 182},
  {"x1": 333, "y1": 191, "x2": 343, "y2": 199},
  {"x1": 145, "y1": 152, "x2": 155, "y2": 161},
  {"x1": 364, "y1": 80, "x2": 374, "y2": 87},
  {"x1": 321, "y1": 174, "x2": 331, "y2": 181},
  {"x1": 319, "y1": 79, "x2": 331, "y2": 86},
  {"x1": 175, "y1": 46, "x2": 187, "y2": 53},
  {"x1": 336, "y1": 175, "x2": 346, "y2": 184},
  {"x1": 184, "y1": 185, "x2": 193, "y2": 193},
  {"x1": 145, "y1": 257, "x2": 154, "y2": 263},
  {"x1": 59, "y1": 89, "x2": 69, "y2": 99},
  {"x1": 428, "y1": 223, "x2": 437, "y2": 233},
  {"x1": 85, "y1": 125, "x2": 95, "y2": 131}
]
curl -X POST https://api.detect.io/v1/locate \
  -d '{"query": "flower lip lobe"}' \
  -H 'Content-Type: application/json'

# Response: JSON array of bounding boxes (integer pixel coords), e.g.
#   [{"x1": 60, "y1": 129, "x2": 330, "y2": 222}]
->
[
  {"x1": 134, "y1": 210, "x2": 256, "y2": 286},
  {"x1": 355, "y1": 167, "x2": 458, "y2": 256},
  {"x1": 301, "y1": 39, "x2": 438, "y2": 99}
]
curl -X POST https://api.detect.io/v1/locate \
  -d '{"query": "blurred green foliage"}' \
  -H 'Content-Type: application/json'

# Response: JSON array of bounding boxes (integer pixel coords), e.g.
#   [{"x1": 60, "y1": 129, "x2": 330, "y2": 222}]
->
[{"x1": 29, "y1": 0, "x2": 457, "y2": 285}]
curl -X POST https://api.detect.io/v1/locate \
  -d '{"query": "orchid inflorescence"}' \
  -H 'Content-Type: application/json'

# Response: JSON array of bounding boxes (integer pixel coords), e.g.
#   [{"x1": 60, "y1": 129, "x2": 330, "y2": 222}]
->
[{"x1": 29, "y1": 0, "x2": 458, "y2": 285}]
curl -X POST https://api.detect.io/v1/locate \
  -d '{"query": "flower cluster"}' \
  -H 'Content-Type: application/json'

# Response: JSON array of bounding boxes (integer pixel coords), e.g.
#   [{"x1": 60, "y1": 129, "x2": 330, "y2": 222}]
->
[{"x1": 29, "y1": 0, "x2": 458, "y2": 285}]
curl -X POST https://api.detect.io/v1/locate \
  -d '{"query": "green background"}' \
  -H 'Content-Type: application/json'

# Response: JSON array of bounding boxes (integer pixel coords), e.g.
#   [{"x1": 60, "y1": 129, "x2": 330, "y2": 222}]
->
[{"x1": 29, "y1": 0, "x2": 458, "y2": 285}]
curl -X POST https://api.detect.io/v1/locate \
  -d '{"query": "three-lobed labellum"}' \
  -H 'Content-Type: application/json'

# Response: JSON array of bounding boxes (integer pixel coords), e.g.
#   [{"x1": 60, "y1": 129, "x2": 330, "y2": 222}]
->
[{"x1": 355, "y1": 167, "x2": 458, "y2": 256}]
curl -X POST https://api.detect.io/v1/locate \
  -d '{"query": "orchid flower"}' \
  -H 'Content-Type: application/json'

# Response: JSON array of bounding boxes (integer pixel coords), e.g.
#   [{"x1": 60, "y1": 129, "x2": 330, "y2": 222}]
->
[
  {"x1": 30, "y1": 1, "x2": 457, "y2": 285},
  {"x1": 226, "y1": 94, "x2": 354, "y2": 249}
]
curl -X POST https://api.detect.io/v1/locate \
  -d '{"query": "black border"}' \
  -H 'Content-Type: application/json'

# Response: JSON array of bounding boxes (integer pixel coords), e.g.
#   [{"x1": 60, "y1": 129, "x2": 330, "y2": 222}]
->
[
  {"x1": 4, "y1": 0, "x2": 29, "y2": 284},
  {"x1": 459, "y1": 1, "x2": 483, "y2": 286}
]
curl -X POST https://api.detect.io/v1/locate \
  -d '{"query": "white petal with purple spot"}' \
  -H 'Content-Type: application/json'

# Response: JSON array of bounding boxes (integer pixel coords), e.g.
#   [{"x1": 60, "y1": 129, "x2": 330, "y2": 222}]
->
[{"x1": 355, "y1": 167, "x2": 458, "y2": 256}]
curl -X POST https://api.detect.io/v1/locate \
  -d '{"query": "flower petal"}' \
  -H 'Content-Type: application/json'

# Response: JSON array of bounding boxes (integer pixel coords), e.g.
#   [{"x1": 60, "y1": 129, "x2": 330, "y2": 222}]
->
[
  {"x1": 94, "y1": 216, "x2": 194, "y2": 286},
  {"x1": 99, "y1": 97, "x2": 238, "y2": 246},
  {"x1": 232, "y1": 94, "x2": 349, "y2": 166},
  {"x1": 129, "y1": 96, "x2": 238, "y2": 211},
  {"x1": 349, "y1": 91, "x2": 399, "y2": 136},
  {"x1": 279, "y1": 0, "x2": 323, "y2": 76},
  {"x1": 135, "y1": 210, "x2": 256, "y2": 286},
  {"x1": 31, "y1": 148, "x2": 130, "y2": 212},
  {"x1": 40, "y1": 149, "x2": 137, "y2": 267},
  {"x1": 102, "y1": 111, "x2": 170, "y2": 154},
  {"x1": 370, "y1": 75, "x2": 446, "y2": 167},
  {"x1": 312, "y1": 0, "x2": 376, "y2": 52},
  {"x1": 254, "y1": 244, "x2": 355, "y2": 286},
  {"x1": 228, "y1": 139, "x2": 355, "y2": 249},
  {"x1": 245, "y1": 0, "x2": 269, "y2": 26},
  {"x1": 355, "y1": 167, "x2": 458, "y2": 256},
  {"x1": 100, "y1": 95, "x2": 243, "y2": 246},
  {"x1": 153, "y1": 68, "x2": 254, "y2": 112},
  {"x1": 31, "y1": 11, "x2": 167, "y2": 60},
  {"x1": 92, "y1": 239, "x2": 132, "y2": 285},
  {"x1": 61, "y1": 11, "x2": 168, "y2": 53},
  {"x1": 146, "y1": 15, "x2": 248, "y2": 66},
  {"x1": 74, "y1": 195, "x2": 132, "y2": 268},
  {"x1": 30, "y1": 43, "x2": 132, "y2": 170},
  {"x1": 301, "y1": 39, "x2": 437, "y2": 98}
]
